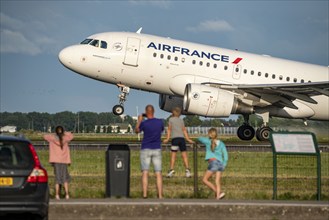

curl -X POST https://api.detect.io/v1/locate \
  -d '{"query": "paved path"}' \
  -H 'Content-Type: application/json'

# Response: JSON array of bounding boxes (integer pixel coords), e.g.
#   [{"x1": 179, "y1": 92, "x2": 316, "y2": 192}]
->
[{"x1": 49, "y1": 199, "x2": 329, "y2": 220}]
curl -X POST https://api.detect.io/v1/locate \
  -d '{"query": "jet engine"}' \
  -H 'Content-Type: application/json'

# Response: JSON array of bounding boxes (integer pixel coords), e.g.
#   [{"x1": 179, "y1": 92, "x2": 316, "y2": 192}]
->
[
  {"x1": 159, "y1": 94, "x2": 184, "y2": 113},
  {"x1": 183, "y1": 84, "x2": 253, "y2": 117}
]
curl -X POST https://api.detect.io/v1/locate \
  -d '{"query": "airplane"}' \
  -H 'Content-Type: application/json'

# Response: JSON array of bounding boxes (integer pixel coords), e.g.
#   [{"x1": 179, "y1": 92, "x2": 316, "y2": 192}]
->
[{"x1": 58, "y1": 28, "x2": 329, "y2": 141}]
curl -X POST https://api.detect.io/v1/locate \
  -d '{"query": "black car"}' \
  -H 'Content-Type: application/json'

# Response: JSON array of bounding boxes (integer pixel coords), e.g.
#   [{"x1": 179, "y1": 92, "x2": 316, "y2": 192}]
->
[{"x1": 0, "y1": 135, "x2": 49, "y2": 220}]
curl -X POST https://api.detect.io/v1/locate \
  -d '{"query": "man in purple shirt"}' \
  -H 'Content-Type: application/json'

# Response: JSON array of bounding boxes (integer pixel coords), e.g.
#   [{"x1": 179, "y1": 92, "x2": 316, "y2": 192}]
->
[{"x1": 135, "y1": 105, "x2": 164, "y2": 199}]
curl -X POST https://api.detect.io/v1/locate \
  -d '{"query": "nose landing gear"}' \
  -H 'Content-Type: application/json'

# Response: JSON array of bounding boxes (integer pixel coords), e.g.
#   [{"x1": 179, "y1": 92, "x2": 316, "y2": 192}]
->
[{"x1": 112, "y1": 84, "x2": 130, "y2": 116}]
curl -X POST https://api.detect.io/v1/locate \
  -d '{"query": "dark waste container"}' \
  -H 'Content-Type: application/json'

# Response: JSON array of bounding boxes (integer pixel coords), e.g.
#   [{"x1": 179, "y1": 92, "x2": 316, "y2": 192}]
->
[{"x1": 105, "y1": 144, "x2": 130, "y2": 197}]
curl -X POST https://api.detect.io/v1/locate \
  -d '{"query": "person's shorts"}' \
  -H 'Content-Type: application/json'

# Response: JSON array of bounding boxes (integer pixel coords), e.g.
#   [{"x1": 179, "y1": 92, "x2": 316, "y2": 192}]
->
[
  {"x1": 140, "y1": 149, "x2": 162, "y2": 172},
  {"x1": 171, "y1": 138, "x2": 187, "y2": 152},
  {"x1": 53, "y1": 163, "x2": 71, "y2": 184},
  {"x1": 207, "y1": 160, "x2": 225, "y2": 172}
]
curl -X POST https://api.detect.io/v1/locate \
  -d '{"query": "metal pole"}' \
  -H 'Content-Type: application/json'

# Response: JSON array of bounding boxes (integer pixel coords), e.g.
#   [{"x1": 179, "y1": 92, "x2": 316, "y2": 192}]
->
[
  {"x1": 193, "y1": 143, "x2": 198, "y2": 198},
  {"x1": 273, "y1": 153, "x2": 277, "y2": 200},
  {"x1": 317, "y1": 153, "x2": 321, "y2": 200}
]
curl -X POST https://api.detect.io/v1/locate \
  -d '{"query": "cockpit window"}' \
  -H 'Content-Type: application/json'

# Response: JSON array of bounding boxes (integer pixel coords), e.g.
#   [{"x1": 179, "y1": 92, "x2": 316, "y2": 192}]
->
[
  {"x1": 90, "y1": 39, "x2": 100, "y2": 47},
  {"x1": 80, "y1": 39, "x2": 107, "y2": 49},
  {"x1": 101, "y1": 41, "x2": 107, "y2": 49},
  {"x1": 80, "y1": 39, "x2": 93, "y2": 44}
]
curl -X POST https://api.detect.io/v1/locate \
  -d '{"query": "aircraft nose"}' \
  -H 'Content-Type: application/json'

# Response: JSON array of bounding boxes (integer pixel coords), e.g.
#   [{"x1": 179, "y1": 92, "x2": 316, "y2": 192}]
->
[{"x1": 58, "y1": 47, "x2": 72, "y2": 67}]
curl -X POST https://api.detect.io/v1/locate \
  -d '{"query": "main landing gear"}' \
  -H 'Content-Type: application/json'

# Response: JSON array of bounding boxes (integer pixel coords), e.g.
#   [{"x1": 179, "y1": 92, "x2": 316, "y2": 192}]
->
[
  {"x1": 112, "y1": 84, "x2": 130, "y2": 116},
  {"x1": 237, "y1": 113, "x2": 273, "y2": 141}
]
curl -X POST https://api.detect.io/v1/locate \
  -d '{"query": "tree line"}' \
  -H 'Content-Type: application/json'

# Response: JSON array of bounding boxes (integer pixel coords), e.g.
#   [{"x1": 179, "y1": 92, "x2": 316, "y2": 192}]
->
[
  {"x1": 0, "y1": 111, "x2": 327, "y2": 133},
  {"x1": 0, "y1": 111, "x2": 132, "y2": 133},
  {"x1": 0, "y1": 111, "x2": 236, "y2": 133}
]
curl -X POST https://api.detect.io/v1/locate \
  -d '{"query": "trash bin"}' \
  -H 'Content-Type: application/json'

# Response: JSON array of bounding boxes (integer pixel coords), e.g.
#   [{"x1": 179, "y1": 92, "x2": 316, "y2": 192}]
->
[{"x1": 105, "y1": 144, "x2": 130, "y2": 197}]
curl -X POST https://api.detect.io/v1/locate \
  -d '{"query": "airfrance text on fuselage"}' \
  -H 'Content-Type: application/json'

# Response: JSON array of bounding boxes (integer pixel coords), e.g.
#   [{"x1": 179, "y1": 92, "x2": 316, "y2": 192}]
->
[{"x1": 147, "y1": 42, "x2": 229, "y2": 62}]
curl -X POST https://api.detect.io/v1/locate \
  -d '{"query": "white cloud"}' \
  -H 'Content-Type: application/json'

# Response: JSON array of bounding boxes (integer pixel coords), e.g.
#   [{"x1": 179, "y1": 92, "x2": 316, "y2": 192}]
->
[
  {"x1": 0, "y1": 12, "x2": 59, "y2": 56},
  {"x1": 186, "y1": 19, "x2": 234, "y2": 33},
  {"x1": 0, "y1": 29, "x2": 41, "y2": 55}
]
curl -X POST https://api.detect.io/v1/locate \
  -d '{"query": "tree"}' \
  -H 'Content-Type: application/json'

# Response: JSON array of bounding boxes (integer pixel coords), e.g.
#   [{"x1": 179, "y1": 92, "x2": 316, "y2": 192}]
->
[
  {"x1": 107, "y1": 125, "x2": 112, "y2": 133},
  {"x1": 183, "y1": 115, "x2": 202, "y2": 127},
  {"x1": 95, "y1": 125, "x2": 101, "y2": 133},
  {"x1": 237, "y1": 114, "x2": 263, "y2": 127},
  {"x1": 201, "y1": 118, "x2": 223, "y2": 127},
  {"x1": 53, "y1": 111, "x2": 75, "y2": 131},
  {"x1": 79, "y1": 112, "x2": 98, "y2": 133}
]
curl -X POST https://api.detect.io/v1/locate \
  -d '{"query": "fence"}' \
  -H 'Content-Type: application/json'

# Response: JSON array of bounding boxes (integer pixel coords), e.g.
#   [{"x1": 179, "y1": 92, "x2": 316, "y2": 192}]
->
[{"x1": 35, "y1": 144, "x2": 329, "y2": 200}]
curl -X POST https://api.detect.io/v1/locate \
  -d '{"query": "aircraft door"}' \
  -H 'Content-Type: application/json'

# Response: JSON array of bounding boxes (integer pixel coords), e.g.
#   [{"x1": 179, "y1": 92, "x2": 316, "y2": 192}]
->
[
  {"x1": 232, "y1": 64, "x2": 242, "y2": 79},
  {"x1": 123, "y1": 37, "x2": 141, "y2": 67}
]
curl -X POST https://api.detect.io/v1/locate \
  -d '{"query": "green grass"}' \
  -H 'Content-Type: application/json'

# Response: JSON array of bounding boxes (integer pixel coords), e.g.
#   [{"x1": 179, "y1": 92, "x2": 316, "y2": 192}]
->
[
  {"x1": 23, "y1": 131, "x2": 329, "y2": 144},
  {"x1": 36, "y1": 148, "x2": 329, "y2": 200}
]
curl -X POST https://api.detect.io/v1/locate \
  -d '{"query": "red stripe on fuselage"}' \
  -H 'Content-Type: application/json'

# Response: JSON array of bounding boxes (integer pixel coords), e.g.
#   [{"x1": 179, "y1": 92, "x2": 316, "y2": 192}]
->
[{"x1": 232, "y1": 58, "x2": 243, "y2": 64}]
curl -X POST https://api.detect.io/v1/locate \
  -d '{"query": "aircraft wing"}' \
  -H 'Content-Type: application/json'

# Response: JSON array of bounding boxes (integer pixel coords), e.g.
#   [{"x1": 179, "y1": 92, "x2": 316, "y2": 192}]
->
[{"x1": 202, "y1": 81, "x2": 329, "y2": 109}]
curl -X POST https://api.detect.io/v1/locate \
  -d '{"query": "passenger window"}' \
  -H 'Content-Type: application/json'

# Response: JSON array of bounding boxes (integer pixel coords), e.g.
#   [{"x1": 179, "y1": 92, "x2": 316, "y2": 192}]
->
[
  {"x1": 272, "y1": 74, "x2": 275, "y2": 79},
  {"x1": 174, "y1": 57, "x2": 178, "y2": 61},
  {"x1": 199, "y1": 61, "x2": 203, "y2": 66},
  {"x1": 301, "y1": 79, "x2": 304, "y2": 83},
  {"x1": 153, "y1": 53, "x2": 157, "y2": 58},
  {"x1": 213, "y1": 64, "x2": 217, "y2": 68},
  {"x1": 243, "y1": 69, "x2": 247, "y2": 74},
  {"x1": 167, "y1": 55, "x2": 171, "y2": 60},
  {"x1": 192, "y1": 60, "x2": 196, "y2": 65},
  {"x1": 251, "y1": 70, "x2": 254, "y2": 75},
  {"x1": 258, "y1": 72, "x2": 262, "y2": 76},
  {"x1": 265, "y1": 73, "x2": 268, "y2": 78},
  {"x1": 279, "y1": 75, "x2": 283, "y2": 80},
  {"x1": 160, "y1": 54, "x2": 164, "y2": 59},
  {"x1": 293, "y1": 78, "x2": 297, "y2": 83},
  {"x1": 224, "y1": 66, "x2": 228, "y2": 70},
  {"x1": 206, "y1": 62, "x2": 210, "y2": 67},
  {"x1": 286, "y1": 77, "x2": 290, "y2": 82},
  {"x1": 181, "y1": 58, "x2": 185, "y2": 63}
]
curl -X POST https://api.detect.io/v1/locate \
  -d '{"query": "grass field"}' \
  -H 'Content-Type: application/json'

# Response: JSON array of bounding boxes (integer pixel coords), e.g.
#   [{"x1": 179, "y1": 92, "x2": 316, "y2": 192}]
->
[{"x1": 37, "y1": 147, "x2": 329, "y2": 200}]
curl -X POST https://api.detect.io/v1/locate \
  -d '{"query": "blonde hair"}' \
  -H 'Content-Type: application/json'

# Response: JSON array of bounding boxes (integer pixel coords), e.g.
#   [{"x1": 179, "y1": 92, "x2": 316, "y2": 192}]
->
[
  {"x1": 172, "y1": 107, "x2": 181, "y2": 117},
  {"x1": 208, "y1": 128, "x2": 218, "y2": 152}
]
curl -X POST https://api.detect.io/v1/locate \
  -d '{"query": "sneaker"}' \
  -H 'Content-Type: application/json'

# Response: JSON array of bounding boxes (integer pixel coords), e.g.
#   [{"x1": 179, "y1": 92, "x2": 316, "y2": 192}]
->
[
  {"x1": 166, "y1": 169, "x2": 175, "y2": 178},
  {"x1": 218, "y1": 192, "x2": 225, "y2": 200},
  {"x1": 185, "y1": 169, "x2": 192, "y2": 178}
]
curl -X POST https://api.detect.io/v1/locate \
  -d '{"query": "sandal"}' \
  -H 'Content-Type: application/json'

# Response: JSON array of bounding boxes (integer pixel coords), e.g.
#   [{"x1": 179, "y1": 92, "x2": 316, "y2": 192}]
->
[{"x1": 217, "y1": 192, "x2": 225, "y2": 200}]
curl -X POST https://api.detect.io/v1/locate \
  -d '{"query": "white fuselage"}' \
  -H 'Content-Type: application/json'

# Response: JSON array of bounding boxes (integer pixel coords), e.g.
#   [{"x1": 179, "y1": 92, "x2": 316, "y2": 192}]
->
[{"x1": 59, "y1": 32, "x2": 329, "y2": 120}]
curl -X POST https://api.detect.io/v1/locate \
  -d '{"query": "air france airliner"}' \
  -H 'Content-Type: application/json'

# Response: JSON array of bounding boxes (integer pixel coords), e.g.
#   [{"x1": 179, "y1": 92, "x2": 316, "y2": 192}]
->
[{"x1": 58, "y1": 28, "x2": 329, "y2": 141}]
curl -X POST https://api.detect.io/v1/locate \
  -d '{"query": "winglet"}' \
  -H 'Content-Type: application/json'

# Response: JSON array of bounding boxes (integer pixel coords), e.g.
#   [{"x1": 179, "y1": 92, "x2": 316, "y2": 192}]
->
[{"x1": 136, "y1": 27, "x2": 143, "y2": 34}]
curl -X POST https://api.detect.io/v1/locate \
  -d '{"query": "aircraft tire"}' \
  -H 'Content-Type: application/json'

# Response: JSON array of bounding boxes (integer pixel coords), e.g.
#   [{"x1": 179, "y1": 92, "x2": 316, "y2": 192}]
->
[
  {"x1": 256, "y1": 126, "x2": 272, "y2": 141},
  {"x1": 237, "y1": 125, "x2": 255, "y2": 141},
  {"x1": 113, "y1": 105, "x2": 124, "y2": 116}
]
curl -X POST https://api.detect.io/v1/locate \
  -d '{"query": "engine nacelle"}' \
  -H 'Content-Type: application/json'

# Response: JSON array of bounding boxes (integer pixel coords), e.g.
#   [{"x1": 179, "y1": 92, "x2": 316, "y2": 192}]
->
[
  {"x1": 159, "y1": 94, "x2": 184, "y2": 113},
  {"x1": 183, "y1": 84, "x2": 253, "y2": 117}
]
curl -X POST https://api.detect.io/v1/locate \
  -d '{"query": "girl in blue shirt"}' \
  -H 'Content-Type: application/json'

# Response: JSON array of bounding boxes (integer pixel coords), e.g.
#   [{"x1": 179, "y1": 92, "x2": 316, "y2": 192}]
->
[{"x1": 198, "y1": 128, "x2": 228, "y2": 200}]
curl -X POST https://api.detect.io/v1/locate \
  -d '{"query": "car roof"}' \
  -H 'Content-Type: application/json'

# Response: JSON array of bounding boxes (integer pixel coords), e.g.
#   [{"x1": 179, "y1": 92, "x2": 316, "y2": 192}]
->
[{"x1": 0, "y1": 134, "x2": 31, "y2": 142}]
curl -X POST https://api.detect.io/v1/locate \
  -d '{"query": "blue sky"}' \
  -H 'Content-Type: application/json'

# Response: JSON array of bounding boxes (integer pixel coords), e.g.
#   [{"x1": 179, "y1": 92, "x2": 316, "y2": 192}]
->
[{"x1": 1, "y1": 0, "x2": 328, "y2": 119}]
